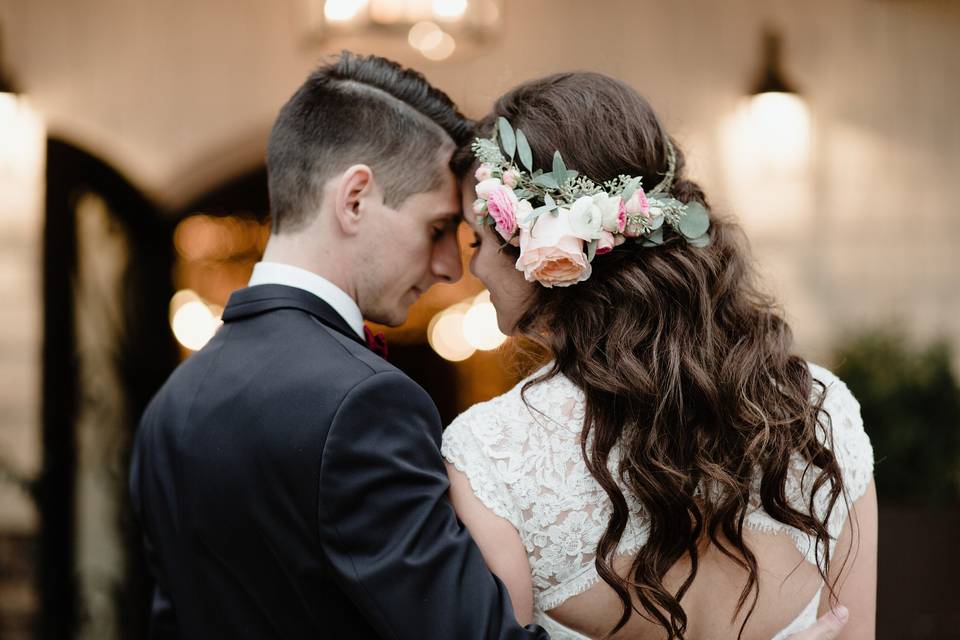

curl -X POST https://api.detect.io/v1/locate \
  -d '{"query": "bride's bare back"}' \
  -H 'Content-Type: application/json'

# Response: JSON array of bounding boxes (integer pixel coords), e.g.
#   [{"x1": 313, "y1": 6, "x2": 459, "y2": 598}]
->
[{"x1": 549, "y1": 529, "x2": 825, "y2": 639}]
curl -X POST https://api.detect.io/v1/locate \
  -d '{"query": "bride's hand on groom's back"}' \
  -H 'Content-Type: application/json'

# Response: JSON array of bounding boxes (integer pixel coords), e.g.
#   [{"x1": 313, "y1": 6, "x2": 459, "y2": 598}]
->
[{"x1": 786, "y1": 607, "x2": 849, "y2": 640}]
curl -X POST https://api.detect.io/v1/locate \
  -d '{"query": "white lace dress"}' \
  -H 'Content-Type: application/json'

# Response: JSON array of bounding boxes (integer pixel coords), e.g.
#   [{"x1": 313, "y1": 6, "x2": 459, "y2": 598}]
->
[{"x1": 441, "y1": 363, "x2": 874, "y2": 640}]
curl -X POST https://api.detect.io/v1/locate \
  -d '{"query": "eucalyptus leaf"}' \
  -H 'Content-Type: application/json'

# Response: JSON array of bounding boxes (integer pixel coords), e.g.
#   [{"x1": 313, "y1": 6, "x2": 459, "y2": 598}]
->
[
  {"x1": 533, "y1": 174, "x2": 560, "y2": 189},
  {"x1": 516, "y1": 128, "x2": 533, "y2": 172},
  {"x1": 513, "y1": 189, "x2": 533, "y2": 199},
  {"x1": 645, "y1": 227, "x2": 664, "y2": 245},
  {"x1": 587, "y1": 239, "x2": 598, "y2": 261},
  {"x1": 565, "y1": 170, "x2": 578, "y2": 181},
  {"x1": 649, "y1": 213, "x2": 664, "y2": 230},
  {"x1": 526, "y1": 207, "x2": 549, "y2": 225},
  {"x1": 552, "y1": 151, "x2": 567, "y2": 179},
  {"x1": 621, "y1": 177, "x2": 642, "y2": 203},
  {"x1": 678, "y1": 202, "x2": 710, "y2": 239},
  {"x1": 497, "y1": 117, "x2": 516, "y2": 159},
  {"x1": 544, "y1": 193, "x2": 556, "y2": 209},
  {"x1": 688, "y1": 234, "x2": 711, "y2": 248},
  {"x1": 485, "y1": 214, "x2": 496, "y2": 227}
]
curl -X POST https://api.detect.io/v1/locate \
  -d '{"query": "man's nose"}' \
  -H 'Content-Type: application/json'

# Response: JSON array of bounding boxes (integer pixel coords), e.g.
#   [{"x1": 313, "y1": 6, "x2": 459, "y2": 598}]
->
[{"x1": 432, "y1": 231, "x2": 463, "y2": 283}]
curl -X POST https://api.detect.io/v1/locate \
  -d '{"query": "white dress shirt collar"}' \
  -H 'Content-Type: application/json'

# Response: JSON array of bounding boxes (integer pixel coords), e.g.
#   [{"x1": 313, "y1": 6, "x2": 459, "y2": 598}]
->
[{"x1": 247, "y1": 261, "x2": 365, "y2": 339}]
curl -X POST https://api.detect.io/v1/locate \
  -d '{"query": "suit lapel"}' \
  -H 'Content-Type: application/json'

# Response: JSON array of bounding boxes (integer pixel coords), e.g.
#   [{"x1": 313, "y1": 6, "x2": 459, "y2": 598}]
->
[{"x1": 222, "y1": 284, "x2": 366, "y2": 347}]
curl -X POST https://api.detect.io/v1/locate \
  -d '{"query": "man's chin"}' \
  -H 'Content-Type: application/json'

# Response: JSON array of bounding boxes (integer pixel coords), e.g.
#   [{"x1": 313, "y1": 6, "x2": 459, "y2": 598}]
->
[{"x1": 367, "y1": 307, "x2": 408, "y2": 328}]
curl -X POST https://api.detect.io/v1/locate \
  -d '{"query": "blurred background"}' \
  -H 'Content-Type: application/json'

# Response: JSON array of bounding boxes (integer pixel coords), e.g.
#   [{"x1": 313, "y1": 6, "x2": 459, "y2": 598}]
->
[{"x1": 0, "y1": 0, "x2": 958, "y2": 638}]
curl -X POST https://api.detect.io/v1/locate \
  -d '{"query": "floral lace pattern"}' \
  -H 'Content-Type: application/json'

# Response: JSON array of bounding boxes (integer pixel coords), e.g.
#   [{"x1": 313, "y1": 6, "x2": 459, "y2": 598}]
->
[{"x1": 441, "y1": 362, "x2": 873, "y2": 615}]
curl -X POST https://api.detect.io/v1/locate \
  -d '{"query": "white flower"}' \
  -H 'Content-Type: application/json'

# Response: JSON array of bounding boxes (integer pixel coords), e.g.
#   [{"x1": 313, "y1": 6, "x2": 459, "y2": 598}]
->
[
  {"x1": 567, "y1": 195, "x2": 605, "y2": 241},
  {"x1": 598, "y1": 195, "x2": 623, "y2": 233},
  {"x1": 515, "y1": 200, "x2": 535, "y2": 230}
]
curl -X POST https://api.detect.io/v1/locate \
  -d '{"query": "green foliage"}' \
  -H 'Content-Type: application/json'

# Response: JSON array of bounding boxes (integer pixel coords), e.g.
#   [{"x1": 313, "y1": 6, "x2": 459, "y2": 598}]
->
[
  {"x1": 832, "y1": 329, "x2": 960, "y2": 505},
  {"x1": 678, "y1": 201, "x2": 710, "y2": 238},
  {"x1": 515, "y1": 128, "x2": 533, "y2": 172},
  {"x1": 497, "y1": 117, "x2": 516, "y2": 159}
]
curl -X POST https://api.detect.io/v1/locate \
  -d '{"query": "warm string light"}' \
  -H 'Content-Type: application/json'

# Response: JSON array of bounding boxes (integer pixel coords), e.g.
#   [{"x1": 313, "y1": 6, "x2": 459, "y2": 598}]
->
[{"x1": 318, "y1": 0, "x2": 502, "y2": 61}]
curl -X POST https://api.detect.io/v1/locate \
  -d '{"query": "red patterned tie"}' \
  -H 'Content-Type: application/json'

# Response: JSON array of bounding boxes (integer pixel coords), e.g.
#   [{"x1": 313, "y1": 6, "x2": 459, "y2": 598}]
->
[{"x1": 363, "y1": 325, "x2": 389, "y2": 360}]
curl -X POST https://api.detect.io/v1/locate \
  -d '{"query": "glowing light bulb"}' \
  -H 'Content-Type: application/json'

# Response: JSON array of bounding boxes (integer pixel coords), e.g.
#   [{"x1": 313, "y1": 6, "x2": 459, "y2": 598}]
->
[
  {"x1": 746, "y1": 92, "x2": 810, "y2": 170},
  {"x1": 324, "y1": 0, "x2": 368, "y2": 22},
  {"x1": 432, "y1": 0, "x2": 467, "y2": 19}
]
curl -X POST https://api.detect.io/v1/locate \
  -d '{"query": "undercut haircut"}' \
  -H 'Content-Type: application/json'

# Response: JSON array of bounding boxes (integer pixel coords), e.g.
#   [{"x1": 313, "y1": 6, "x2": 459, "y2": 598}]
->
[{"x1": 266, "y1": 51, "x2": 471, "y2": 233}]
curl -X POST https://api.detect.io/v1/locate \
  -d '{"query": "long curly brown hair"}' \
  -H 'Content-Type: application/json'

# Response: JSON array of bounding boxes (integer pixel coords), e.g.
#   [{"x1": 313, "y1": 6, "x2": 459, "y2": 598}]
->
[{"x1": 457, "y1": 72, "x2": 847, "y2": 639}]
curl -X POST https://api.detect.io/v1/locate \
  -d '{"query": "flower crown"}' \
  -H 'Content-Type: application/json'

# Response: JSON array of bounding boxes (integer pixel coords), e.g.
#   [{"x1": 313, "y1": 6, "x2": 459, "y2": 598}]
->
[{"x1": 471, "y1": 117, "x2": 711, "y2": 287}]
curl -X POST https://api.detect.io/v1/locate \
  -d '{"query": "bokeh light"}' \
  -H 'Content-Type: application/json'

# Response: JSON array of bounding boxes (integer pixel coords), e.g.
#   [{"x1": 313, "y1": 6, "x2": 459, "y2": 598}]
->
[
  {"x1": 428, "y1": 303, "x2": 475, "y2": 361},
  {"x1": 169, "y1": 289, "x2": 222, "y2": 352}
]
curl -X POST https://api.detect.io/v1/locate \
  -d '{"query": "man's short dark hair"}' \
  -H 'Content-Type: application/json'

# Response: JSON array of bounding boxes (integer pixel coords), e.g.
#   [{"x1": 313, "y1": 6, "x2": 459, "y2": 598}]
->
[{"x1": 266, "y1": 51, "x2": 471, "y2": 233}]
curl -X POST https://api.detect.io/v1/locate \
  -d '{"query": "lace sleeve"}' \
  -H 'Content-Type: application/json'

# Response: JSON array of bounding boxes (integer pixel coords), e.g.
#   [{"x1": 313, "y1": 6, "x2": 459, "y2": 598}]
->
[
  {"x1": 809, "y1": 364, "x2": 875, "y2": 543},
  {"x1": 441, "y1": 408, "x2": 521, "y2": 530},
  {"x1": 813, "y1": 365, "x2": 875, "y2": 505}
]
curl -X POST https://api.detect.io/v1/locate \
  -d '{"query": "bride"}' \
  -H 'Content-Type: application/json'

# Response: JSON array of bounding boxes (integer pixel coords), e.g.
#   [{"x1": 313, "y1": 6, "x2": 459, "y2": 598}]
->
[{"x1": 441, "y1": 72, "x2": 876, "y2": 640}]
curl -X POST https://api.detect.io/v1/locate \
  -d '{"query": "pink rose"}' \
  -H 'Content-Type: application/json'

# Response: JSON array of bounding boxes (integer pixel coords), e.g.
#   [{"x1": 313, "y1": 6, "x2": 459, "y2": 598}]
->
[
  {"x1": 485, "y1": 185, "x2": 519, "y2": 242},
  {"x1": 624, "y1": 188, "x2": 649, "y2": 216},
  {"x1": 502, "y1": 169, "x2": 521, "y2": 188},
  {"x1": 612, "y1": 199, "x2": 627, "y2": 233},
  {"x1": 515, "y1": 210, "x2": 592, "y2": 287},
  {"x1": 474, "y1": 177, "x2": 503, "y2": 199},
  {"x1": 596, "y1": 230, "x2": 616, "y2": 255},
  {"x1": 474, "y1": 163, "x2": 494, "y2": 182}
]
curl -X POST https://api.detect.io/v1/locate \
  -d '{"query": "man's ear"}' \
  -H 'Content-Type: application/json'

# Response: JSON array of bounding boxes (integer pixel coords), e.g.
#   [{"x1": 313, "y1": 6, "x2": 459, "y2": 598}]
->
[{"x1": 333, "y1": 164, "x2": 377, "y2": 235}]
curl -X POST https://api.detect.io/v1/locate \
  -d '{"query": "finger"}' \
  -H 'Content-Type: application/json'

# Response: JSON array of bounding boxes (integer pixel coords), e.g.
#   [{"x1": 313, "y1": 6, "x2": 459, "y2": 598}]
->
[{"x1": 784, "y1": 606, "x2": 849, "y2": 640}]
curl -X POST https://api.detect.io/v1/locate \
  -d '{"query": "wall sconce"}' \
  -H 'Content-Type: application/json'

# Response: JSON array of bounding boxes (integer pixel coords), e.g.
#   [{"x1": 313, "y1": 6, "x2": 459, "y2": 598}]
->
[
  {"x1": 719, "y1": 28, "x2": 812, "y2": 237},
  {"x1": 303, "y1": 0, "x2": 503, "y2": 61},
  {"x1": 0, "y1": 21, "x2": 45, "y2": 536},
  {"x1": 745, "y1": 29, "x2": 810, "y2": 172}
]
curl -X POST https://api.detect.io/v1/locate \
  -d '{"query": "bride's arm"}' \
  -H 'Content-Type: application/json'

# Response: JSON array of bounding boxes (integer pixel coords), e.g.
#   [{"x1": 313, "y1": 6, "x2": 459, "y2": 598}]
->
[
  {"x1": 445, "y1": 463, "x2": 535, "y2": 626},
  {"x1": 818, "y1": 479, "x2": 878, "y2": 639}
]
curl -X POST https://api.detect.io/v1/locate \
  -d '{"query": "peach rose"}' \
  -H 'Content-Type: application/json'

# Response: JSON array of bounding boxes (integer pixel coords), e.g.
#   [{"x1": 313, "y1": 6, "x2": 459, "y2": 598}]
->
[
  {"x1": 515, "y1": 209, "x2": 592, "y2": 287},
  {"x1": 502, "y1": 168, "x2": 521, "y2": 188}
]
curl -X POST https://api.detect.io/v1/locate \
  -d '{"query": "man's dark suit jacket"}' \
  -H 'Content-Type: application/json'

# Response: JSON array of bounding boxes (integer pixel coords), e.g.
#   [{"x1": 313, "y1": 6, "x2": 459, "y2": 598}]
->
[{"x1": 130, "y1": 284, "x2": 548, "y2": 639}]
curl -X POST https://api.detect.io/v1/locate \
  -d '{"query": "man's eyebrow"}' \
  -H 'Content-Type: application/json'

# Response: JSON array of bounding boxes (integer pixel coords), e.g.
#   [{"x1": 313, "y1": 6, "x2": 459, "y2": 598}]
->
[{"x1": 437, "y1": 211, "x2": 461, "y2": 224}]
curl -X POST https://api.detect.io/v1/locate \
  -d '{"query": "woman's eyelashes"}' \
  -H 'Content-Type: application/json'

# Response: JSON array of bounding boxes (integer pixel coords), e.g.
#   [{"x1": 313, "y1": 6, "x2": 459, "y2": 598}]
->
[{"x1": 468, "y1": 232, "x2": 481, "y2": 249}]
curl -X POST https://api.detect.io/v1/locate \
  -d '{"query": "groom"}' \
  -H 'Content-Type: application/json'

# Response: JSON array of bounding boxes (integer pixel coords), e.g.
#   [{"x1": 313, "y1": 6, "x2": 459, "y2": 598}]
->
[
  {"x1": 130, "y1": 51, "x2": 547, "y2": 639},
  {"x1": 131, "y1": 52, "x2": 849, "y2": 639}
]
